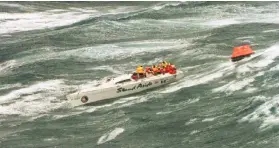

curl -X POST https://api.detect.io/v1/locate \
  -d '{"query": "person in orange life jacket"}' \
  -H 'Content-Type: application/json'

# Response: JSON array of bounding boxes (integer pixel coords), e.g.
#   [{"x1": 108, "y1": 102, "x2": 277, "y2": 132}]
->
[
  {"x1": 162, "y1": 61, "x2": 169, "y2": 71},
  {"x1": 164, "y1": 61, "x2": 170, "y2": 73},
  {"x1": 157, "y1": 67, "x2": 163, "y2": 75},
  {"x1": 152, "y1": 65, "x2": 159, "y2": 75},
  {"x1": 160, "y1": 67, "x2": 166, "y2": 74},
  {"x1": 165, "y1": 63, "x2": 171, "y2": 73},
  {"x1": 169, "y1": 63, "x2": 176, "y2": 74},
  {"x1": 158, "y1": 63, "x2": 166, "y2": 74},
  {"x1": 145, "y1": 66, "x2": 151, "y2": 73}
]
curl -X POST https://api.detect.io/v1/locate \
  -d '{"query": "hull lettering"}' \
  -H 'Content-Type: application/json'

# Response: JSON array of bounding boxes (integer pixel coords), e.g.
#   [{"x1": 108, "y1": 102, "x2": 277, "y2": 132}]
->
[{"x1": 117, "y1": 82, "x2": 152, "y2": 93}]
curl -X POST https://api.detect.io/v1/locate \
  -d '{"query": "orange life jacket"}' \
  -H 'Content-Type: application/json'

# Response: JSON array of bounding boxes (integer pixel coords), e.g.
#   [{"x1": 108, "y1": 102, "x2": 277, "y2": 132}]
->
[
  {"x1": 145, "y1": 67, "x2": 151, "y2": 73},
  {"x1": 165, "y1": 65, "x2": 171, "y2": 73},
  {"x1": 152, "y1": 67, "x2": 157, "y2": 72},
  {"x1": 169, "y1": 65, "x2": 176, "y2": 74}
]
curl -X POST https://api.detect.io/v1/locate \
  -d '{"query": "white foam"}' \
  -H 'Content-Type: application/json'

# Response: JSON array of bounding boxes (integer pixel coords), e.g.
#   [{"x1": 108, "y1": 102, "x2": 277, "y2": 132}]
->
[
  {"x1": 146, "y1": 57, "x2": 165, "y2": 66},
  {"x1": 0, "y1": 79, "x2": 73, "y2": 116},
  {"x1": 202, "y1": 18, "x2": 240, "y2": 27},
  {"x1": 259, "y1": 117, "x2": 279, "y2": 129},
  {"x1": 0, "y1": 83, "x2": 22, "y2": 91},
  {"x1": 270, "y1": 64, "x2": 279, "y2": 71},
  {"x1": 202, "y1": 14, "x2": 279, "y2": 28},
  {"x1": 253, "y1": 13, "x2": 279, "y2": 24},
  {"x1": 116, "y1": 97, "x2": 148, "y2": 108},
  {"x1": 239, "y1": 95, "x2": 279, "y2": 129},
  {"x1": 28, "y1": 114, "x2": 48, "y2": 122},
  {"x1": 263, "y1": 29, "x2": 279, "y2": 33},
  {"x1": 189, "y1": 98, "x2": 200, "y2": 104},
  {"x1": 0, "y1": 11, "x2": 92, "y2": 34},
  {"x1": 232, "y1": 44, "x2": 279, "y2": 76},
  {"x1": 72, "y1": 39, "x2": 188, "y2": 60},
  {"x1": 244, "y1": 87, "x2": 258, "y2": 93},
  {"x1": 192, "y1": 3, "x2": 279, "y2": 30},
  {"x1": 2, "y1": 39, "x2": 189, "y2": 74},
  {"x1": 82, "y1": 96, "x2": 141, "y2": 113},
  {"x1": 212, "y1": 78, "x2": 254, "y2": 93},
  {"x1": 0, "y1": 2, "x2": 23, "y2": 8},
  {"x1": 77, "y1": 80, "x2": 99, "y2": 90},
  {"x1": 162, "y1": 62, "x2": 234, "y2": 93},
  {"x1": 152, "y1": 2, "x2": 181, "y2": 11},
  {"x1": 236, "y1": 36, "x2": 255, "y2": 40},
  {"x1": 87, "y1": 65, "x2": 124, "y2": 75},
  {"x1": 189, "y1": 130, "x2": 199, "y2": 135},
  {"x1": 107, "y1": 6, "x2": 142, "y2": 14},
  {"x1": 247, "y1": 141, "x2": 255, "y2": 145},
  {"x1": 235, "y1": 65, "x2": 254, "y2": 74},
  {"x1": 209, "y1": 44, "x2": 279, "y2": 94},
  {"x1": 0, "y1": 5, "x2": 142, "y2": 35},
  {"x1": 197, "y1": 4, "x2": 279, "y2": 30},
  {"x1": 152, "y1": 5, "x2": 166, "y2": 11},
  {"x1": 0, "y1": 79, "x2": 64, "y2": 104},
  {"x1": 253, "y1": 43, "x2": 279, "y2": 68},
  {"x1": 202, "y1": 117, "x2": 215, "y2": 122},
  {"x1": 51, "y1": 111, "x2": 85, "y2": 120},
  {"x1": 97, "y1": 127, "x2": 124, "y2": 145},
  {"x1": 43, "y1": 137, "x2": 58, "y2": 142},
  {"x1": 57, "y1": 95, "x2": 150, "y2": 119},
  {"x1": 185, "y1": 118, "x2": 198, "y2": 125},
  {"x1": 161, "y1": 49, "x2": 271, "y2": 94},
  {"x1": 0, "y1": 60, "x2": 16, "y2": 73},
  {"x1": 68, "y1": 7, "x2": 98, "y2": 13},
  {"x1": 181, "y1": 65, "x2": 203, "y2": 71},
  {"x1": 0, "y1": 4, "x2": 152, "y2": 35},
  {"x1": 249, "y1": 96, "x2": 269, "y2": 102},
  {"x1": 156, "y1": 111, "x2": 172, "y2": 115},
  {"x1": 0, "y1": 97, "x2": 62, "y2": 116}
]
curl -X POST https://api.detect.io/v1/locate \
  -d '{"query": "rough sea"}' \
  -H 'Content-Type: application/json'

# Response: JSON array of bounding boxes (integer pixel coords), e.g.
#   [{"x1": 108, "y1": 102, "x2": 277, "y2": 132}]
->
[{"x1": 1, "y1": 1, "x2": 279, "y2": 148}]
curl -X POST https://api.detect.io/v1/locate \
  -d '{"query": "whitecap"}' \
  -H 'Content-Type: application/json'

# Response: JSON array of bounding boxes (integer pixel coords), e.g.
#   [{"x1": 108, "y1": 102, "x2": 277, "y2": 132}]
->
[{"x1": 97, "y1": 127, "x2": 125, "y2": 145}]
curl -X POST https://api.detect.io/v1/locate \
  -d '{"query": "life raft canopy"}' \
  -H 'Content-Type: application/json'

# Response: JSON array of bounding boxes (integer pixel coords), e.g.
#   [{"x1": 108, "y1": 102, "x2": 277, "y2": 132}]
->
[{"x1": 231, "y1": 41, "x2": 255, "y2": 62}]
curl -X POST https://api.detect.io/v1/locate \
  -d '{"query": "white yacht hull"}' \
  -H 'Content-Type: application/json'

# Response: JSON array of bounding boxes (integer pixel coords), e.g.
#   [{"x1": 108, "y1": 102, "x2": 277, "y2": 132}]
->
[{"x1": 66, "y1": 70, "x2": 184, "y2": 107}]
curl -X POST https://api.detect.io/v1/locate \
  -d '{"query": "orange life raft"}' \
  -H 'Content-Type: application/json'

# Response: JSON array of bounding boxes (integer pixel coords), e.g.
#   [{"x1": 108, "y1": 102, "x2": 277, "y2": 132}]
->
[{"x1": 231, "y1": 44, "x2": 254, "y2": 62}]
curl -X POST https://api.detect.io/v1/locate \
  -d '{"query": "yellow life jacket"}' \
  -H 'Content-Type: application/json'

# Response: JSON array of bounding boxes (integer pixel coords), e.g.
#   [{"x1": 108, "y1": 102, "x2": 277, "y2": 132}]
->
[
  {"x1": 162, "y1": 61, "x2": 168, "y2": 67},
  {"x1": 136, "y1": 67, "x2": 144, "y2": 74}
]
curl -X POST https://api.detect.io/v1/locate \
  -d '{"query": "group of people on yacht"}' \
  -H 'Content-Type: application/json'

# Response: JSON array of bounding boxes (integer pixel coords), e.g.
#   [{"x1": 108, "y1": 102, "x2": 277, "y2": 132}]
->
[{"x1": 131, "y1": 61, "x2": 177, "y2": 80}]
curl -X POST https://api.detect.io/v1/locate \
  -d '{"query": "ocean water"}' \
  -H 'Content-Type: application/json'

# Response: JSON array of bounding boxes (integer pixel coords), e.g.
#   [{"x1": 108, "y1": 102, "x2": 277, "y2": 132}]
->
[{"x1": 1, "y1": 1, "x2": 279, "y2": 148}]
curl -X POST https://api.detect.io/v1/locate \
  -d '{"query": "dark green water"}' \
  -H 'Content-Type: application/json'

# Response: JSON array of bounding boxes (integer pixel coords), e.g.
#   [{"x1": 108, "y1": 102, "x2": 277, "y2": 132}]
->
[{"x1": 1, "y1": 1, "x2": 279, "y2": 148}]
